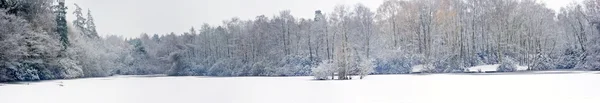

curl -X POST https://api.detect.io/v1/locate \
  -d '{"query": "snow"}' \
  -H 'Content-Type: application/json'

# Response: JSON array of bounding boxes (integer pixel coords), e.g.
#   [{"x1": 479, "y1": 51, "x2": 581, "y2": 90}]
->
[
  {"x1": 517, "y1": 65, "x2": 529, "y2": 71},
  {"x1": 411, "y1": 65, "x2": 424, "y2": 73},
  {"x1": 466, "y1": 64, "x2": 530, "y2": 72},
  {"x1": 466, "y1": 64, "x2": 501, "y2": 72},
  {"x1": 1, "y1": 74, "x2": 600, "y2": 103}
]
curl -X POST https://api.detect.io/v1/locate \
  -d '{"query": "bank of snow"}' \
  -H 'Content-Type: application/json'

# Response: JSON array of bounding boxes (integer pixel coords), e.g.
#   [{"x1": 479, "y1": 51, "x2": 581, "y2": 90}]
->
[
  {"x1": 411, "y1": 65, "x2": 425, "y2": 73},
  {"x1": 465, "y1": 64, "x2": 529, "y2": 72},
  {"x1": 1, "y1": 74, "x2": 600, "y2": 103}
]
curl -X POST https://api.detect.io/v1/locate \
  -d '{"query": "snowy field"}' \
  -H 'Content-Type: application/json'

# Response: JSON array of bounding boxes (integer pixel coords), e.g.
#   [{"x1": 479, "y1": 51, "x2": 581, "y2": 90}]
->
[{"x1": 1, "y1": 72, "x2": 600, "y2": 103}]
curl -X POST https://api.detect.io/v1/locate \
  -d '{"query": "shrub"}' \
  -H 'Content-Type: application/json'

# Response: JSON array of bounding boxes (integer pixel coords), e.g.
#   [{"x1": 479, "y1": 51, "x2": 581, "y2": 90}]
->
[
  {"x1": 358, "y1": 59, "x2": 375, "y2": 79},
  {"x1": 311, "y1": 61, "x2": 335, "y2": 80},
  {"x1": 497, "y1": 58, "x2": 517, "y2": 72}
]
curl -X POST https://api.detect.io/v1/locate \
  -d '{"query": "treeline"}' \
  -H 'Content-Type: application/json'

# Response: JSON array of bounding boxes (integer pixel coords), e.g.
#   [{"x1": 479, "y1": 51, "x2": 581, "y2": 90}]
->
[
  {"x1": 140, "y1": 0, "x2": 600, "y2": 78},
  {"x1": 2, "y1": 0, "x2": 600, "y2": 82}
]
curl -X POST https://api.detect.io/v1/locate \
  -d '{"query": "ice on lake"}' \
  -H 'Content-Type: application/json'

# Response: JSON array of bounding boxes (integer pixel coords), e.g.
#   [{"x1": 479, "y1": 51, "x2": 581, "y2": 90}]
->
[{"x1": 1, "y1": 72, "x2": 600, "y2": 103}]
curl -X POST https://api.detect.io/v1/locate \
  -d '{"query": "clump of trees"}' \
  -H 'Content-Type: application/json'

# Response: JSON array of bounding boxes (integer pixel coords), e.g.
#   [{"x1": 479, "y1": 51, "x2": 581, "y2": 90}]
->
[
  {"x1": 0, "y1": 0, "x2": 130, "y2": 82},
  {"x1": 369, "y1": 0, "x2": 600, "y2": 72},
  {"x1": 147, "y1": 4, "x2": 379, "y2": 79},
  {"x1": 0, "y1": 0, "x2": 82, "y2": 82}
]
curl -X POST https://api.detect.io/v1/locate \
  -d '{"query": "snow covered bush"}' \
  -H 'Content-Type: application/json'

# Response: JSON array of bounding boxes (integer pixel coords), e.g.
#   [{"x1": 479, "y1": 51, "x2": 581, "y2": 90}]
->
[
  {"x1": 207, "y1": 58, "x2": 245, "y2": 76},
  {"x1": 579, "y1": 50, "x2": 600, "y2": 71},
  {"x1": 0, "y1": 62, "x2": 19, "y2": 82},
  {"x1": 276, "y1": 55, "x2": 313, "y2": 76},
  {"x1": 168, "y1": 60, "x2": 207, "y2": 76},
  {"x1": 249, "y1": 61, "x2": 275, "y2": 76},
  {"x1": 497, "y1": 58, "x2": 517, "y2": 72},
  {"x1": 358, "y1": 59, "x2": 375, "y2": 79},
  {"x1": 583, "y1": 54, "x2": 600, "y2": 71},
  {"x1": 167, "y1": 52, "x2": 189, "y2": 76},
  {"x1": 373, "y1": 49, "x2": 418, "y2": 74},
  {"x1": 530, "y1": 54, "x2": 554, "y2": 70},
  {"x1": 428, "y1": 55, "x2": 462, "y2": 73},
  {"x1": 13, "y1": 62, "x2": 41, "y2": 81},
  {"x1": 311, "y1": 61, "x2": 335, "y2": 80},
  {"x1": 555, "y1": 48, "x2": 580, "y2": 69},
  {"x1": 577, "y1": 32, "x2": 600, "y2": 71},
  {"x1": 55, "y1": 57, "x2": 84, "y2": 78},
  {"x1": 476, "y1": 51, "x2": 500, "y2": 65},
  {"x1": 374, "y1": 58, "x2": 413, "y2": 74}
]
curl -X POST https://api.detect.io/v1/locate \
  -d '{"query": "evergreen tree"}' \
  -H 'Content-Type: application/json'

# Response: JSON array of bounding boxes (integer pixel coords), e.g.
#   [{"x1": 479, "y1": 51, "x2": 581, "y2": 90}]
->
[
  {"x1": 54, "y1": 0, "x2": 68, "y2": 50},
  {"x1": 86, "y1": 9, "x2": 98, "y2": 38},
  {"x1": 72, "y1": 3, "x2": 87, "y2": 37}
]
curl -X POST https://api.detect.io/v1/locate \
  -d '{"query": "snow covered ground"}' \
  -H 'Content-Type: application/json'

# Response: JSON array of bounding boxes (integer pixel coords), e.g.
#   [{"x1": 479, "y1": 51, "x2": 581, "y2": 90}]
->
[
  {"x1": 517, "y1": 65, "x2": 529, "y2": 71},
  {"x1": 1, "y1": 73, "x2": 600, "y2": 103},
  {"x1": 466, "y1": 64, "x2": 501, "y2": 72},
  {"x1": 466, "y1": 64, "x2": 529, "y2": 72}
]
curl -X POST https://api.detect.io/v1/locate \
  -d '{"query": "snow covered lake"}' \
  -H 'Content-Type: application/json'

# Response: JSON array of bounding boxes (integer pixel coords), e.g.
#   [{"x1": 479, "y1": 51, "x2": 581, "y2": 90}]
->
[{"x1": 2, "y1": 72, "x2": 600, "y2": 103}]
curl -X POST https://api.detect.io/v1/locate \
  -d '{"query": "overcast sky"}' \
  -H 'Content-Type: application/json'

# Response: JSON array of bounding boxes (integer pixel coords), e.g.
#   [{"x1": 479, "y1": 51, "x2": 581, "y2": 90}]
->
[{"x1": 67, "y1": 0, "x2": 582, "y2": 38}]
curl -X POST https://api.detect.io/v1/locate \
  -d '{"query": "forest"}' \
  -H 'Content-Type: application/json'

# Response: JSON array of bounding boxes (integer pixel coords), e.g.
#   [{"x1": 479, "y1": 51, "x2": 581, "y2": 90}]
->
[{"x1": 1, "y1": 0, "x2": 600, "y2": 82}]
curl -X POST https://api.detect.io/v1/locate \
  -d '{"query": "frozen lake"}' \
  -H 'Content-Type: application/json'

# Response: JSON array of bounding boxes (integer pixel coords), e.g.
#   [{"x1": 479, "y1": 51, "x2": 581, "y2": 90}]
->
[{"x1": 1, "y1": 72, "x2": 600, "y2": 103}]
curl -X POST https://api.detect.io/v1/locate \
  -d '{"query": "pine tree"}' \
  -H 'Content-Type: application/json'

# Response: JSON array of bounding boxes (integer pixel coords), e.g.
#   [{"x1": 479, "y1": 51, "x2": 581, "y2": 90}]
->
[
  {"x1": 54, "y1": 0, "x2": 68, "y2": 50},
  {"x1": 86, "y1": 9, "x2": 99, "y2": 38},
  {"x1": 72, "y1": 3, "x2": 87, "y2": 37}
]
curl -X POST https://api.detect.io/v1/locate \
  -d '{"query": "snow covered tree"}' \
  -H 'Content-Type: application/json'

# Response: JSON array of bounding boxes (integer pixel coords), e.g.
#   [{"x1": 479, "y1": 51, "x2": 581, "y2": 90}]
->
[
  {"x1": 55, "y1": 0, "x2": 68, "y2": 50},
  {"x1": 0, "y1": 10, "x2": 32, "y2": 81},
  {"x1": 331, "y1": 5, "x2": 352, "y2": 80},
  {"x1": 72, "y1": 3, "x2": 87, "y2": 37},
  {"x1": 85, "y1": 9, "x2": 98, "y2": 38},
  {"x1": 581, "y1": 0, "x2": 600, "y2": 70}
]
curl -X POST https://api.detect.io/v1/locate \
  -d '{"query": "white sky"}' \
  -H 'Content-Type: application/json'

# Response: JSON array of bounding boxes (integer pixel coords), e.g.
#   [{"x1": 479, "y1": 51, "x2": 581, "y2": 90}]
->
[{"x1": 66, "y1": 0, "x2": 582, "y2": 38}]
